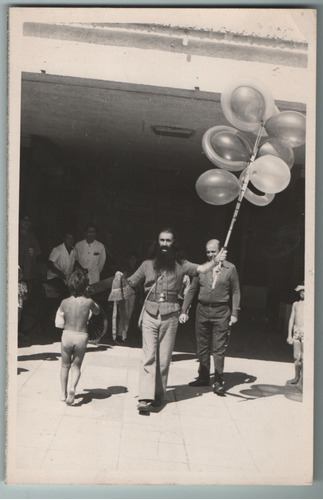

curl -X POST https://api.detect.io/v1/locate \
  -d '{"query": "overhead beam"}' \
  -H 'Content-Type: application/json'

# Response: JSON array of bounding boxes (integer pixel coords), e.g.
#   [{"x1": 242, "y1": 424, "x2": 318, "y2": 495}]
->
[{"x1": 24, "y1": 22, "x2": 308, "y2": 68}]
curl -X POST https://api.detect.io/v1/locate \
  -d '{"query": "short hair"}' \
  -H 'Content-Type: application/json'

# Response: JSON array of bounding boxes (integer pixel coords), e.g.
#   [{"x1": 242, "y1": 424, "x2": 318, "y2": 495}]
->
[
  {"x1": 63, "y1": 231, "x2": 74, "y2": 239},
  {"x1": 68, "y1": 270, "x2": 89, "y2": 297},
  {"x1": 85, "y1": 223, "x2": 97, "y2": 232},
  {"x1": 206, "y1": 239, "x2": 221, "y2": 249}
]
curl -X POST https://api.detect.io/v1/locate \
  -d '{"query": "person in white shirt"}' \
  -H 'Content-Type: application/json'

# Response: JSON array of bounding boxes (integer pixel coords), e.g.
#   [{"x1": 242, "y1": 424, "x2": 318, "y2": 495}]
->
[
  {"x1": 47, "y1": 232, "x2": 77, "y2": 298},
  {"x1": 75, "y1": 224, "x2": 106, "y2": 285}
]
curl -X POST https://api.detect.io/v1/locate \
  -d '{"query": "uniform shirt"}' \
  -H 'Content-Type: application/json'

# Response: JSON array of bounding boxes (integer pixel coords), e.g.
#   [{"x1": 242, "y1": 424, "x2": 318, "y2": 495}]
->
[
  {"x1": 182, "y1": 260, "x2": 241, "y2": 318},
  {"x1": 128, "y1": 259, "x2": 199, "y2": 316},
  {"x1": 47, "y1": 243, "x2": 77, "y2": 281},
  {"x1": 75, "y1": 239, "x2": 106, "y2": 284}
]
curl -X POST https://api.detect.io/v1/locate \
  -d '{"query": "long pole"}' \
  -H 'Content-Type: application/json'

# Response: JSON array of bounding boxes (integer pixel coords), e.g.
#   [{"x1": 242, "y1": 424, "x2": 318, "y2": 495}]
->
[{"x1": 223, "y1": 123, "x2": 265, "y2": 250}]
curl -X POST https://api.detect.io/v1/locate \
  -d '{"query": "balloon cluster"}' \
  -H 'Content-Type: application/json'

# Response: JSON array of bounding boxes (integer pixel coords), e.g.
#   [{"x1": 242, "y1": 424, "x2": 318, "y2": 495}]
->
[{"x1": 196, "y1": 78, "x2": 306, "y2": 207}]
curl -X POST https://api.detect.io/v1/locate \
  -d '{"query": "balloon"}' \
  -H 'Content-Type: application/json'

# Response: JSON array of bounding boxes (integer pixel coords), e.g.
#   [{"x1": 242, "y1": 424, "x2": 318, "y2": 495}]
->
[
  {"x1": 265, "y1": 111, "x2": 306, "y2": 148},
  {"x1": 257, "y1": 138, "x2": 294, "y2": 168},
  {"x1": 196, "y1": 169, "x2": 241, "y2": 205},
  {"x1": 221, "y1": 78, "x2": 275, "y2": 132},
  {"x1": 202, "y1": 125, "x2": 253, "y2": 172},
  {"x1": 251, "y1": 104, "x2": 279, "y2": 137},
  {"x1": 249, "y1": 155, "x2": 291, "y2": 194},
  {"x1": 231, "y1": 87, "x2": 265, "y2": 123},
  {"x1": 239, "y1": 169, "x2": 275, "y2": 206}
]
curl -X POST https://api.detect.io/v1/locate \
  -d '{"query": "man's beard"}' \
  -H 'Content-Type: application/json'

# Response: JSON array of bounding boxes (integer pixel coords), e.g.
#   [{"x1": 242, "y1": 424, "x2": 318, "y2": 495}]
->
[{"x1": 155, "y1": 246, "x2": 176, "y2": 272}]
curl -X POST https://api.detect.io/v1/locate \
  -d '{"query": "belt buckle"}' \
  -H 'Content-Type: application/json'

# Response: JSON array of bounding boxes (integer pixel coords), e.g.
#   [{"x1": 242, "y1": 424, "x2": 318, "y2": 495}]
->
[{"x1": 158, "y1": 292, "x2": 166, "y2": 303}]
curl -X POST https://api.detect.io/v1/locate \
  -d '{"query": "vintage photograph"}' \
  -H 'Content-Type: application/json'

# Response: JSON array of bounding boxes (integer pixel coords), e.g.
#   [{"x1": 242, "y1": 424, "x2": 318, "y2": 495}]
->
[{"x1": 6, "y1": 7, "x2": 316, "y2": 485}]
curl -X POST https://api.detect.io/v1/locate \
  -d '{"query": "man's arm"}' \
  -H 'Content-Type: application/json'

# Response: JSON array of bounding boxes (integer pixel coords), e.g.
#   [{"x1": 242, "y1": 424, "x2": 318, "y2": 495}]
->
[
  {"x1": 48, "y1": 247, "x2": 65, "y2": 279},
  {"x1": 181, "y1": 276, "x2": 199, "y2": 313},
  {"x1": 48, "y1": 259, "x2": 66, "y2": 281},
  {"x1": 179, "y1": 276, "x2": 200, "y2": 324},
  {"x1": 122, "y1": 262, "x2": 146, "y2": 288},
  {"x1": 230, "y1": 266, "x2": 241, "y2": 323},
  {"x1": 98, "y1": 244, "x2": 106, "y2": 274}
]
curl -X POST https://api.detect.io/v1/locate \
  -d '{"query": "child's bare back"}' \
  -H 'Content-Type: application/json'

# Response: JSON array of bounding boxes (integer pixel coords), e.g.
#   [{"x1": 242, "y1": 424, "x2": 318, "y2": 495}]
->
[
  {"x1": 293, "y1": 300, "x2": 304, "y2": 330},
  {"x1": 59, "y1": 296, "x2": 100, "y2": 333}
]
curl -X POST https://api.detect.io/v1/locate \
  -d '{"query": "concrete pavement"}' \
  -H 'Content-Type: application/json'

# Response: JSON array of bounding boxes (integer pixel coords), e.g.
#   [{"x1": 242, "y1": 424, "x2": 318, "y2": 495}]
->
[{"x1": 8, "y1": 336, "x2": 311, "y2": 485}]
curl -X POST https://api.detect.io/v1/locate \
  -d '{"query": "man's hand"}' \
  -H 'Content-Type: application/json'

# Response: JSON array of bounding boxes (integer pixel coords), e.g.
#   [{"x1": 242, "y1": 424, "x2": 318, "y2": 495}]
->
[
  {"x1": 179, "y1": 313, "x2": 189, "y2": 324},
  {"x1": 214, "y1": 248, "x2": 227, "y2": 263},
  {"x1": 287, "y1": 336, "x2": 293, "y2": 345},
  {"x1": 229, "y1": 315, "x2": 238, "y2": 326},
  {"x1": 115, "y1": 271, "x2": 124, "y2": 277}
]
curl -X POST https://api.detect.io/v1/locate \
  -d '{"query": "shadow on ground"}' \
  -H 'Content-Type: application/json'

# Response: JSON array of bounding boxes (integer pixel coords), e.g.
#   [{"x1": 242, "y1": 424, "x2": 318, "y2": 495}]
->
[
  {"x1": 73, "y1": 386, "x2": 128, "y2": 406},
  {"x1": 18, "y1": 352, "x2": 61, "y2": 362},
  {"x1": 17, "y1": 367, "x2": 29, "y2": 375},
  {"x1": 161, "y1": 371, "x2": 257, "y2": 407},
  {"x1": 240, "y1": 383, "x2": 302, "y2": 402}
]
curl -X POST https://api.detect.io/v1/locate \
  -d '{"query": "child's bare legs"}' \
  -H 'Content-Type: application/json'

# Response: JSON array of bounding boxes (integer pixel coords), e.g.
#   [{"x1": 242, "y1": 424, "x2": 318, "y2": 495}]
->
[
  {"x1": 296, "y1": 343, "x2": 304, "y2": 389},
  {"x1": 61, "y1": 331, "x2": 88, "y2": 404},
  {"x1": 60, "y1": 342, "x2": 72, "y2": 401},
  {"x1": 66, "y1": 342, "x2": 87, "y2": 405},
  {"x1": 287, "y1": 341, "x2": 303, "y2": 384}
]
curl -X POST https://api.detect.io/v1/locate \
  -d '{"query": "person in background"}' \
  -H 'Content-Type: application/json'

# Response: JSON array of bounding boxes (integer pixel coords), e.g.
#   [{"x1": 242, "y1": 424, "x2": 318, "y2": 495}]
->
[
  {"x1": 286, "y1": 284, "x2": 304, "y2": 389},
  {"x1": 18, "y1": 214, "x2": 41, "y2": 294},
  {"x1": 75, "y1": 224, "x2": 106, "y2": 285},
  {"x1": 55, "y1": 270, "x2": 100, "y2": 405},
  {"x1": 179, "y1": 239, "x2": 240, "y2": 395},
  {"x1": 47, "y1": 232, "x2": 77, "y2": 299},
  {"x1": 116, "y1": 228, "x2": 226, "y2": 415}
]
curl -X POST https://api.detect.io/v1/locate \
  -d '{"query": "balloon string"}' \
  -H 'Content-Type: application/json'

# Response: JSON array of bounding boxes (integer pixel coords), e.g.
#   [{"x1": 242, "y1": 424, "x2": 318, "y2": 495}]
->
[{"x1": 223, "y1": 123, "x2": 264, "y2": 250}]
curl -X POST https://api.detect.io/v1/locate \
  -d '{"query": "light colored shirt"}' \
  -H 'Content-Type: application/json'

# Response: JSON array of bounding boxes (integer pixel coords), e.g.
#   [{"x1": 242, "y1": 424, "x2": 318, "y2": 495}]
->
[
  {"x1": 75, "y1": 239, "x2": 106, "y2": 284},
  {"x1": 47, "y1": 243, "x2": 76, "y2": 281}
]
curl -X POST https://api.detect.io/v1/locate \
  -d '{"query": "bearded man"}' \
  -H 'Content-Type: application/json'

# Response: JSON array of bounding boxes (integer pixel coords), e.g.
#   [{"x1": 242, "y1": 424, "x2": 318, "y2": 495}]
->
[{"x1": 116, "y1": 228, "x2": 226, "y2": 414}]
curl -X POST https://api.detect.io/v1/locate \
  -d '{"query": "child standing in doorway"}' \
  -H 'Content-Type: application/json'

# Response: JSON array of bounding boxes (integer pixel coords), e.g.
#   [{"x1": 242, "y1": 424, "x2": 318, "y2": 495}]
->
[{"x1": 286, "y1": 284, "x2": 304, "y2": 388}]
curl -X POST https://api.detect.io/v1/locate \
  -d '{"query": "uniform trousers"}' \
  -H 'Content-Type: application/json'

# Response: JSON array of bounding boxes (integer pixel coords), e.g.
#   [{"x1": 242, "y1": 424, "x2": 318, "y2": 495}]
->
[
  {"x1": 195, "y1": 302, "x2": 231, "y2": 383},
  {"x1": 139, "y1": 309, "x2": 179, "y2": 401}
]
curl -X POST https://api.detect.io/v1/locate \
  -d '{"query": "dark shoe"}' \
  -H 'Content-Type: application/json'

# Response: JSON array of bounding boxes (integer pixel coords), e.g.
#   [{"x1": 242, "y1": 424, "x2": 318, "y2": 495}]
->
[
  {"x1": 287, "y1": 377, "x2": 299, "y2": 385},
  {"x1": 137, "y1": 401, "x2": 150, "y2": 414},
  {"x1": 115, "y1": 336, "x2": 125, "y2": 345},
  {"x1": 151, "y1": 396, "x2": 162, "y2": 407},
  {"x1": 212, "y1": 381, "x2": 225, "y2": 395},
  {"x1": 189, "y1": 378, "x2": 210, "y2": 387}
]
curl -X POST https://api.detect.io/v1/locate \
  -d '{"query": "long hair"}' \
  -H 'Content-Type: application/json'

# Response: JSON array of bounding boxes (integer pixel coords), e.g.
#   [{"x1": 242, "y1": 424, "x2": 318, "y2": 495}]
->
[{"x1": 148, "y1": 227, "x2": 184, "y2": 264}]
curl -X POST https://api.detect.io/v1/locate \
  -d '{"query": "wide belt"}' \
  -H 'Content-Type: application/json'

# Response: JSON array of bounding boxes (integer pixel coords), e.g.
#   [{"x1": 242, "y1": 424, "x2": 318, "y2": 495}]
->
[
  {"x1": 198, "y1": 301, "x2": 229, "y2": 307},
  {"x1": 148, "y1": 293, "x2": 179, "y2": 303}
]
